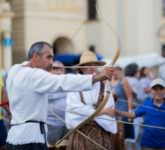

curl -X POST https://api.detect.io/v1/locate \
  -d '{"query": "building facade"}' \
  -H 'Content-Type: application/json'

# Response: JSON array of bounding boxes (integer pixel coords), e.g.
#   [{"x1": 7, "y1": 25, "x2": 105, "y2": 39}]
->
[
  {"x1": 1, "y1": 0, "x2": 164, "y2": 68},
  {"x1": 11, "y1": 0, "x2": 87, "y2": 64},
  {"x1": 0, "y1": 0, "x2": 13, "y2": 70}
]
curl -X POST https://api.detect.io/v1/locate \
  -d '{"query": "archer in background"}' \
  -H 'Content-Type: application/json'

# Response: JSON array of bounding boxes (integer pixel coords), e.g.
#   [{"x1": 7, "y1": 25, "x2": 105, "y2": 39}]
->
[{"x1": 66, "y1": 50, "x2": 117, "y2": 150}]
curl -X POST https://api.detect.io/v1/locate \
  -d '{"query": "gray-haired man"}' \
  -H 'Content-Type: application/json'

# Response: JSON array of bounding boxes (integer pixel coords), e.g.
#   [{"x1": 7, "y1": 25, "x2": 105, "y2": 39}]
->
[{"x1": 6, "y1": 41, "x2": 114, "y2": 150}]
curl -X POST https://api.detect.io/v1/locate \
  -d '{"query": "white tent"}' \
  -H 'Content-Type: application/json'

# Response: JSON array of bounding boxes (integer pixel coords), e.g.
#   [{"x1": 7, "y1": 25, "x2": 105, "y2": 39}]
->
[{"x1": 104, "y1": 53, "x2": 165, "y2": 68}]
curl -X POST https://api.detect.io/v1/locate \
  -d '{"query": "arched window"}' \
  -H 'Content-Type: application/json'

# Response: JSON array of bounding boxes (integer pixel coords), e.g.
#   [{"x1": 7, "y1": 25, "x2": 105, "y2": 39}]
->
[{"x1": 53, "y1": 37, "x2": 74, "y2": 55}]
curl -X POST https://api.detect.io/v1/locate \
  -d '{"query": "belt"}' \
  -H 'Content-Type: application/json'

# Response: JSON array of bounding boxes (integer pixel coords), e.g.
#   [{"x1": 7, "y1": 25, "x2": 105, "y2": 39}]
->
[{"x1": 11, "y1": 120, "x2": 47, "y2": 145}]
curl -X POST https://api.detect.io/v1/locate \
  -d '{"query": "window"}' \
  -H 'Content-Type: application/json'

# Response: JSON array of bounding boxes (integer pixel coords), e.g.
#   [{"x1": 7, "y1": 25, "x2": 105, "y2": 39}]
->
[
  {"x1": 161, "y1": 45, "x2": 165, "y2": 57},
  {"x1": 87, "y1": 0, "x2": 97, "y2": 20},
  {"x1": 162, "y1": 0, "x2": 165, "y2": 16}
]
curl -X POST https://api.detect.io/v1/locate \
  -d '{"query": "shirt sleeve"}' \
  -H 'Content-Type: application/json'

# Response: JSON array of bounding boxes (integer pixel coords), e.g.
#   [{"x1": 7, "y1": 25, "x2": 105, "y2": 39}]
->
[
  {"x1": 65, "y1": 92, "x2": 95, "y2": 129},
  {"x1": 134, "y1": 102, "x2": 146, "y2": 117},
  {"x1": 31, "y1": 69, "x2": 93, "y2": 93}
]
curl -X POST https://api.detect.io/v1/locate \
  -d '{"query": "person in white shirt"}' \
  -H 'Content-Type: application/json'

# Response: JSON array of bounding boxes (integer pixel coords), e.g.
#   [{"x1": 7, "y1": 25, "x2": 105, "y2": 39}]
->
[
  {"x1": 139, "y1": 67, "x2": 152, "y2": 99},
  {"x1": 5, "y1": 41, "x2": 114, "y2": 150},
  {"x1": 47, "y1": 61, "x2": 68, "y2": 149},
  {"x1": 66, "y1": 50, "x2": 117, "y2": 150}
]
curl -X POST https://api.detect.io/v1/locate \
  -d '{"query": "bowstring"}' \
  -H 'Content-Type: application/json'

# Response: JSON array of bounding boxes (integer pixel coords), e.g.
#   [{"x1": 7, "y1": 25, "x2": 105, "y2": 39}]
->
[{"x1": 52, "y1": 105, "x2": 165, "y2": 131}]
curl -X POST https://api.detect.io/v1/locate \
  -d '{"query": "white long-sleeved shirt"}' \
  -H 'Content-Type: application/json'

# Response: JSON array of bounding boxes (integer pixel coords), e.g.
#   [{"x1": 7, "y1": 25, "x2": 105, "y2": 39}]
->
[
  {"x1": 65, "y1": 82, "x2": 117, "y2": 134},
  {"x1": 6, "y1": 64, "x2": 93, "y2": 145}
]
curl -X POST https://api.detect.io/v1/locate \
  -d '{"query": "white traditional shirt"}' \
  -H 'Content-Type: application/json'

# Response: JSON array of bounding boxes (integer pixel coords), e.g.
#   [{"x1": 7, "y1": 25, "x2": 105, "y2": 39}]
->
[
  {"x1": 6, "y1": 64, "x2": 93, "y2": 145},
  {"x1": 65, "y1": 82, "x2": 117, "y2": 134}
]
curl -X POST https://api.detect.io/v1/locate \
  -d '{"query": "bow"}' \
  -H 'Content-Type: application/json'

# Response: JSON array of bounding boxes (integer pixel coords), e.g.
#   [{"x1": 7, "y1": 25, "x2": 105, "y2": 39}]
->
[{"x1": 56, "y1": 5, "x2": 121, "y2": 149}]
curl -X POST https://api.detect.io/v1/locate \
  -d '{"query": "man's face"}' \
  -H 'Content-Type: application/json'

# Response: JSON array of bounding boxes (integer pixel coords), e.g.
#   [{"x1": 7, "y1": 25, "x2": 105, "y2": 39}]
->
[
  {"x1": 37, "y1": 45, "x2": 53, "y2": 71},
  {"x1": 79, "y1": 63, "x2": 98, "y2": 75},
  {"x1": 151, "y1": 85, "x2": 165, "y2": 100}
]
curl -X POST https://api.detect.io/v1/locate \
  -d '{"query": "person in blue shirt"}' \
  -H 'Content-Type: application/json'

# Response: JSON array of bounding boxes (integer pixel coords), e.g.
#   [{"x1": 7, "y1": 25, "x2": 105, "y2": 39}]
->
[{"x1": 115, "y1": 78, "x2": 165, "y2": 150}]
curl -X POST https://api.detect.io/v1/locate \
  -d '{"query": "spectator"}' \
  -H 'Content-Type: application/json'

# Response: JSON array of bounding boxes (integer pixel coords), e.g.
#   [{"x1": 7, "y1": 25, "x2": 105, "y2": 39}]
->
[
  {"x1": 111, "y1": 66, "x2": 126, "y2": 150},
  {"x1": 116, "y1": 78, "x2": 165, "y2": 150},
  {"x1": 47, "y1": 61, "x2": 68, "y2": 150},
  {"x1": 123, "y1": 63, "x2": 144, "y2": 150},
  {"x1": 124, "y1": 63, "x2": 145, "y2": 107},
  {"x1": 139, "y1": 67, "x2": 152, "y2": 99}
]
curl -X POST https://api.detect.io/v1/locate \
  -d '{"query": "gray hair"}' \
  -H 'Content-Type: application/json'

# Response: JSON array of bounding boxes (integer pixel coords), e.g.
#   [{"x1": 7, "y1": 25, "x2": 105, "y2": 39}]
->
[{"x1": 27, "y1": 41, "x2": 52, "y2": 60}]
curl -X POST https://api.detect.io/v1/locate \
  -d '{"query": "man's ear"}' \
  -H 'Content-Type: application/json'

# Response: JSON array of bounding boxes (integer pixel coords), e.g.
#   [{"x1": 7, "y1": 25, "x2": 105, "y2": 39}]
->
[
  {"x1": 31, "y1": 53, "x2": 41, "y2": 67},
  {"x1": 32, "y1": 53, "x2": 40, "y2": 60},
  {"x1": 31, "y1": 53, "x2": 40, "y2": 65}
]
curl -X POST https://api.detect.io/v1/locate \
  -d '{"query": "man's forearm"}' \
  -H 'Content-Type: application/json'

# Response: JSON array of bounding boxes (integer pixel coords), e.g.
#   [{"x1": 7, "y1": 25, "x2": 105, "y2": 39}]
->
[{"x1": 116, "y1": 109, "x2": 135, "y2": 118}]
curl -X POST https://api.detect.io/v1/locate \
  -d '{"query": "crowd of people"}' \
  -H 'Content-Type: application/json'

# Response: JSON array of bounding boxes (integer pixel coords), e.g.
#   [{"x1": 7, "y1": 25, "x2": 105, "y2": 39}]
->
[{"x1": 0, "y1": 41, "x2": 165, "y2": 150}]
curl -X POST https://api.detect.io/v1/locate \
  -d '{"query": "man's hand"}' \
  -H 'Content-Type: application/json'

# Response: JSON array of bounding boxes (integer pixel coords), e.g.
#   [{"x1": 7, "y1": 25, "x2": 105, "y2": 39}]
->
[{"x1": 92, "y1": 67, "x2": 114, "y2": 83}]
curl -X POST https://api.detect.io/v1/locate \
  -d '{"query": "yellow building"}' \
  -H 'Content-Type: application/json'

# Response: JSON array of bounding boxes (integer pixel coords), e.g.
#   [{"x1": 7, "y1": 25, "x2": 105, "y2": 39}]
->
[
  {"x1": 11, "y1": 0, "x2": 87, "y2": 64},
  {"x1": 4, "y1": 0, "x2": 165, "y2": 66}
]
